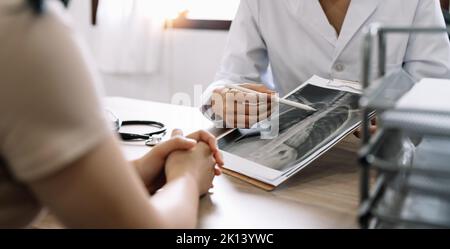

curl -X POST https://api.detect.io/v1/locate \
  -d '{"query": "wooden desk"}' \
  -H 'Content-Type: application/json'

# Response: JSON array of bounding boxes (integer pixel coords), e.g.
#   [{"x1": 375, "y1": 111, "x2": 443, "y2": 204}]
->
[{"x1": 35, "y1": 97, "x2": 363, "y2": 229}]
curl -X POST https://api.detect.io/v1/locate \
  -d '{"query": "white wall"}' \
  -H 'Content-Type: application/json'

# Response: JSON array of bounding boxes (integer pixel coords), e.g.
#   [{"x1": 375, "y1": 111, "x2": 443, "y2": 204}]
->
[
  {"x1": 68, "y1": 1, "x2": 228, "y2": 105},
  {"x1": 101, "y1": 29, "x2": 228, "y2": 104}
]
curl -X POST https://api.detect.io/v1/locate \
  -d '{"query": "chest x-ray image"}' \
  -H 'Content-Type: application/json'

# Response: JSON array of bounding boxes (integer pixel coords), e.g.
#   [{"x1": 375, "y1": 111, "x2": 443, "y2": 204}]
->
[{"x1": 219, "y1": 81, "x2": 361, "y2": 177}]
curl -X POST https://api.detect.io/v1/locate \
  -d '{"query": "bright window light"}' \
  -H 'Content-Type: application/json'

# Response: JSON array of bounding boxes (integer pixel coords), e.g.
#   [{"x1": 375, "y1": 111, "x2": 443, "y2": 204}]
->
[
  {"x1": 178, "y1": 0, "x2": 240, "y2": 20},
  {"x1": 100, "y1": 0, "x2": 241, "y2": 22}
]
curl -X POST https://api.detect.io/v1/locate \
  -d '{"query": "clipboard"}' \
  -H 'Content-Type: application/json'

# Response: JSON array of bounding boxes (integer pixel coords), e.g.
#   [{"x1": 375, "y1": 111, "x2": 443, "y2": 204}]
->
[{"x1": 222, "y1": 167, "x2": 276, "y2": 191}]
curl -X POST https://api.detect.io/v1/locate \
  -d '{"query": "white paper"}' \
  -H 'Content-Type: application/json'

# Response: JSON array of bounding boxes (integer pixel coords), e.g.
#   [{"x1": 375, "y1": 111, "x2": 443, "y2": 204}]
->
[
  {"x1": 396, "y1": 78, "x2": 450, "y2": 113},
  {"x1": 305, "y1": 75, "x2": 362, "y2": 95}
]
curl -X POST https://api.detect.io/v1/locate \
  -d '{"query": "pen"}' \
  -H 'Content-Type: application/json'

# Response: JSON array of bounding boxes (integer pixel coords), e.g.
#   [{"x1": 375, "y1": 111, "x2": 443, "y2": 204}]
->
[{"x1": 224, "y1": 84, "x2": 317, "y2": 112}]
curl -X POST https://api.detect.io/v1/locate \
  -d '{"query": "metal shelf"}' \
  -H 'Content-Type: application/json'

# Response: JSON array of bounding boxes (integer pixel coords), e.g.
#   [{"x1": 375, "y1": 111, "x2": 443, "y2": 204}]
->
[{"x1": 358, "y1": 24, "x2": 450, "y2": 229}]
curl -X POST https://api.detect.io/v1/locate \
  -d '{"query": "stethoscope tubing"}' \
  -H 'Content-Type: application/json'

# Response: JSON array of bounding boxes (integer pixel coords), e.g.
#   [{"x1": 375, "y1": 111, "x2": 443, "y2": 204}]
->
[{"x1": 118, "y1": 120, "x2": 167, "y2": 141}]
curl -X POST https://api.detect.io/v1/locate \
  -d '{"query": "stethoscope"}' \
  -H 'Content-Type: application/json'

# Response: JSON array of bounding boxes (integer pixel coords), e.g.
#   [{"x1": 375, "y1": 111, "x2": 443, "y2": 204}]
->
[{"x1": 107, "y1": 110, "x2": 167, "y2": 146}]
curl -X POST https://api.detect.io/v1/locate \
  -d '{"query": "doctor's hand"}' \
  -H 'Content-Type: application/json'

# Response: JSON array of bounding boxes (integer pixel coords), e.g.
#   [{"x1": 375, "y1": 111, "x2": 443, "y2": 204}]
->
[
  {"x1": 354, "y1": 118, "x2": 377, "y2": 139},
  {"x1": 211, "y1": 83, "x2": 275, "y2": 128}
]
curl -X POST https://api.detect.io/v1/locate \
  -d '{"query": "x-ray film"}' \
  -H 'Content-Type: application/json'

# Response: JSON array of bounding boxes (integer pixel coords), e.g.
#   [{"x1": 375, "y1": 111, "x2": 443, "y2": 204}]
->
[{"x1": 218, "y1": 75, "x2": 363, "y2": 187}]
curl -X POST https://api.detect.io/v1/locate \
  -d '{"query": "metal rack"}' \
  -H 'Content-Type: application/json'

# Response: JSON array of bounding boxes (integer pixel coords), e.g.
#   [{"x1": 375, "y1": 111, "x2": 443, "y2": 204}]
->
[{"x1": 358, "y1": 24, "x2": 450, "y2": 228}]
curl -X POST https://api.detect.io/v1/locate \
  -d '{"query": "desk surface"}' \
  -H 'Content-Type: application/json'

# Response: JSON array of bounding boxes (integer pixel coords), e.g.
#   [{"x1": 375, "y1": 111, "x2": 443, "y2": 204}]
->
[{"x1": 35, "y1": 97, "x2": 363, "y2": 229}]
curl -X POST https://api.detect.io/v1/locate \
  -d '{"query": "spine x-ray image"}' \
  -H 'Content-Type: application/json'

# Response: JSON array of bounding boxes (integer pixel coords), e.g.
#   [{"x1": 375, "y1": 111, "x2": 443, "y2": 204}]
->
[{"x1": 219, "y1": 84, "x2": 361, "y2": 173}]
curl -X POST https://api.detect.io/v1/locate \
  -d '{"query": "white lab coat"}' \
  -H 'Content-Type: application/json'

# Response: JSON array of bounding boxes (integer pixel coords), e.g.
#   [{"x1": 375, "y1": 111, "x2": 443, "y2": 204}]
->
[{"x1": 206, "y1": 0, "x2": 450, "y2": 99}]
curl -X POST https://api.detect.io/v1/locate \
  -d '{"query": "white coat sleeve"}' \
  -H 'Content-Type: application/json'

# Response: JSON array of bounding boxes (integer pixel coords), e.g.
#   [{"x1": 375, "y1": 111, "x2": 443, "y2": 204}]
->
[
  {"x1": 200, "y1": 0, "x2": 269, "y2": 121},
  {"x1": 403, "y1": 0, "x2": 450, "y2": 80}
]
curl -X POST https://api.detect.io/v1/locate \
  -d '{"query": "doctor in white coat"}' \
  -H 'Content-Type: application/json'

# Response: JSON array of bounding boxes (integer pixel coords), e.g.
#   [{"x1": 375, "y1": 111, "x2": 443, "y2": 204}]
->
[{"x1": 201, "y1": 0, "x2": 450, "y2": 129}]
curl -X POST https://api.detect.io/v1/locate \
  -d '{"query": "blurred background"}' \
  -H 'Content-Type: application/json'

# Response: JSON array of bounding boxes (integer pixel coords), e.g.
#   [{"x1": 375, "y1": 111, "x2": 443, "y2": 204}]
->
[
  {"x1": 68, "y1": 0, "x2": 240, "y2": 105},
  {"x1": 68, "y1": 0, "x2": 450, "y2": 106}
]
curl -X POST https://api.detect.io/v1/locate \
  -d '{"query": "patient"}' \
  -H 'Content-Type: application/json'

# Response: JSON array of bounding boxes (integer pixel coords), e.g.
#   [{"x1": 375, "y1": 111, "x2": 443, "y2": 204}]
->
[{"x1": 0, "y1": 0, "x2": 223, "y2": 228}]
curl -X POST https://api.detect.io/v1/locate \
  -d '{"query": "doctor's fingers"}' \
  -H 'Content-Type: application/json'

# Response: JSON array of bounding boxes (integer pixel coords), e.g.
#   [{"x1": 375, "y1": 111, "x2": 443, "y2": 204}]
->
[
  {"x1": 219, "y1": 91, "x2": 272, "y2": 111},
  {"x1": 353, "y1": 124, "x2": 377, "y2": 138},
  {"x1": 239, "y1": 83, "x2": 276, "y2": 95},
  {"x1": 225, "y1": 114, "x2": 260, "y2": 129},
  {"x1": 231, "y1": 90, "x2": 274, "y2": 105},
  {"x1": 371, "y1": 117, "x2": 377, "y2": 125},
  {"x1": 212, "y1": 87, "x2": 273, "y2": 105},
  {"x1": 226, "y1": 102, "x2": 272, "y2": 116},
  {"x1": 211, "y1": 98, "x2": 271, "y2": 116},
  {"x1": 224, "y1": 114, "x2": 254, "y2": 129},
  {"x1": 224, "y1": 112, "x2": 272, "y2": 129}
]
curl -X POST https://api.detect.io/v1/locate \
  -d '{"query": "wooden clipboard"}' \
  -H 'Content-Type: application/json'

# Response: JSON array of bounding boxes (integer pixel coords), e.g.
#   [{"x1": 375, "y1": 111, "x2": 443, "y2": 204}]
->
[
  {"x1": 222, "y1": 167, "x2": 276, "y2": 191},
  {"x1": 213, "y1": 129, "x2": 276, "y2": 191}
]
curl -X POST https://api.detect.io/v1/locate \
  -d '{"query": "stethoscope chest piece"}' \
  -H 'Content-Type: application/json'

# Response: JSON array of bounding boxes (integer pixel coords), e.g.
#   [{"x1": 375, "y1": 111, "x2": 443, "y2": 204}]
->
[{"x1": 145, "y1": 135, "x2": 164, "y2": 146}]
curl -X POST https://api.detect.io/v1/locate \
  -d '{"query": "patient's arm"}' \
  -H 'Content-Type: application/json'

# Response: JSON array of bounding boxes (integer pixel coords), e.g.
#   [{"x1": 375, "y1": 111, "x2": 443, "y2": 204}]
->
[{"x1": 28, "y1": 135, "x2": 209, "y2": 228}]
